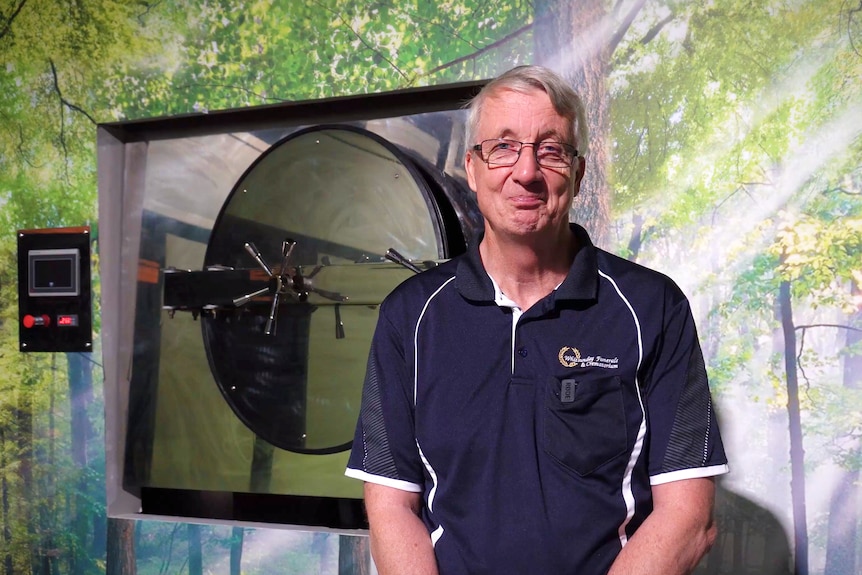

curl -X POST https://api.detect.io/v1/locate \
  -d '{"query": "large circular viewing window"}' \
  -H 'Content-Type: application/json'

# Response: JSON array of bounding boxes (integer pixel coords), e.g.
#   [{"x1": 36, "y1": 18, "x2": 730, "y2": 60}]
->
[{"x1": 200, "y1": 125, "x2": 477, "y2": 454}]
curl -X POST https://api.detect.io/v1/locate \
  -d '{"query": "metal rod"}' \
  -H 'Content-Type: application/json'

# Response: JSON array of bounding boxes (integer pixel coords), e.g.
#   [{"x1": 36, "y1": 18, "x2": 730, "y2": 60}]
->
[
  {"x1": 385, "y1": 248, "x2": 423, "y2": 274},
  {"x1": 232, "y1": 286, "x2": 271, "y2": 307},
  {"x1": 265, "y1": 292, "x2": 280, "y2": 336},
  {"x1": 244, "y1": 242, "x2": 273, "y2": 276}
]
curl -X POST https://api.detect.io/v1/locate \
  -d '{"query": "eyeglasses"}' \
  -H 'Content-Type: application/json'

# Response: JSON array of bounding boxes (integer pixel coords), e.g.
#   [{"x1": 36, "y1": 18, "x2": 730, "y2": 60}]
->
[{"x1": 472, "y1": 138, "x2": 578, "y2": 169}]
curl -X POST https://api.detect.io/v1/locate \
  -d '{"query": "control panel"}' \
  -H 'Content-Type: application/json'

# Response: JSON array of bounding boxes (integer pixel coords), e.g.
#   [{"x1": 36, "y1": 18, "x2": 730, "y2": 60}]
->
[{"x1": 17, "y1": 227, "x2": 92, "y2": 352}]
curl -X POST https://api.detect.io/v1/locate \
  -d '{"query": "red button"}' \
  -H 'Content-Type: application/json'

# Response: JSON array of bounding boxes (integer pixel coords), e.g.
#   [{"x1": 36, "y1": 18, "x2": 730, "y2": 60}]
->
[{"x1": 21, "y1": 315, "x2": 50, "y2": 328}]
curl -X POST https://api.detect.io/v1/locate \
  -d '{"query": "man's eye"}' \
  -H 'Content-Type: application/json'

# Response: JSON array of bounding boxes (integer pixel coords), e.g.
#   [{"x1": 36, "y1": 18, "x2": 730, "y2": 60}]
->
[
  {"x1": 492, "y1": 140, "x2": 516, "y2": 151},
  {"x1": 538, "y1": 142, "x2": 564, "y2": 155}
]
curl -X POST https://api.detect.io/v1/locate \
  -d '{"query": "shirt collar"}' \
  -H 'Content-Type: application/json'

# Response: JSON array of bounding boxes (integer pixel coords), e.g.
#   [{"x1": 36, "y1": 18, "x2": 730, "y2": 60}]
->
[{"x1": 455, "y1": 223, "x2": 599, "y2": 303}]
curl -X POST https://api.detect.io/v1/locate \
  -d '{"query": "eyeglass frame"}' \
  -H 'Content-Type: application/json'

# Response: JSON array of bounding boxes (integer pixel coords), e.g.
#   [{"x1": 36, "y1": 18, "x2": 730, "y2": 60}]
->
[{"x1": 471, "y1": 138, "x2": 579, "y2": 169}]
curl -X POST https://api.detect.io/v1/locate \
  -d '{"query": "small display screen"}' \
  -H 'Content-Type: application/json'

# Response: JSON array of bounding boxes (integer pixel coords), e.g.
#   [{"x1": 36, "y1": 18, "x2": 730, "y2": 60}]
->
[
  {"x1": 28, "y1": 249, "x2": 79, "y2": 297},
  {"x1": 57, "y1": 314, "x2": 78, "y2": 327}
]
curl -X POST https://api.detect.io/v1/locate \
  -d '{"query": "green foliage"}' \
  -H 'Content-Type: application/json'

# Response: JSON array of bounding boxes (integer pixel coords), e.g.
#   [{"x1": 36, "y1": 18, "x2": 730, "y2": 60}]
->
[
  {"x1": 772, "y1": 210, "x2": 862, "y2": 303},
  {"x1": 0, "y1": 0, "x2": 168, "y2": 234},
  {"x1": 609, "y1": 0, "x2": 850, "y2": 230},
  {"x1": 804, "y1": 383, "x2": 862, "y2": 468},
  {"x1": 106, "y1": 0, "x2": 532, "y2": 118}
]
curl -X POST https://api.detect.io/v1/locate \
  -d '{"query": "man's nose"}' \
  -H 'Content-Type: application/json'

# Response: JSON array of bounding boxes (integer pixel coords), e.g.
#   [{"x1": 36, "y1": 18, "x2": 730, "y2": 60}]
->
[{"x1": 512, "y1": 143, "x2": 542, "y2": 184}]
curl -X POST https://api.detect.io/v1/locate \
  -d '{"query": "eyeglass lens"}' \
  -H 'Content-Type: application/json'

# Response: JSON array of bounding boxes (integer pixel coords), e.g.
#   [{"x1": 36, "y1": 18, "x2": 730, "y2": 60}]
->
[{"x1": 478, "y1": 139, "x2": 576, "y2": 168}]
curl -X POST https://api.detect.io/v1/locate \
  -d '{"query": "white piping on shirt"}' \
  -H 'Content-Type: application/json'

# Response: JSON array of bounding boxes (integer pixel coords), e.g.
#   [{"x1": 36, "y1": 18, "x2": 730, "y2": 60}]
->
[
  {"x1": 418, "y1": 441, "x2": 444, "y2": 546},
  {"x1": 418, "y1": 441, "x2": 440, "y2": 512},
  {"x1": 414, "y1": 277, "x2": 457, "y2": 405},
  {"x1": 412, "y1": 277, "x2": 455, "y2": 548},
  {"x1": 598, "y1": 269, "x2": 646, "y2": 548}
]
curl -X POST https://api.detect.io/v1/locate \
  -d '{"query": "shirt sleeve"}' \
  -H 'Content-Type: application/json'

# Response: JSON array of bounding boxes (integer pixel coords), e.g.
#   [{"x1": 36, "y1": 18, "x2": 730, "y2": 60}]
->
[
  {"x1": 643, "y1": 287, "x2": 729, "y2": 485},
  {"x1": 345, "y1": 300, "x2": 425, "y2": 492}
]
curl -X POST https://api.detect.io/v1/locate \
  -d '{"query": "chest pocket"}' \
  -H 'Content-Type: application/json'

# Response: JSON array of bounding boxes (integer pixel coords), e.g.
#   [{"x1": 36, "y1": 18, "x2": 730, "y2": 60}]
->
[{"x1": 543, "y1": 375, "x2": 629, "y2": 476}]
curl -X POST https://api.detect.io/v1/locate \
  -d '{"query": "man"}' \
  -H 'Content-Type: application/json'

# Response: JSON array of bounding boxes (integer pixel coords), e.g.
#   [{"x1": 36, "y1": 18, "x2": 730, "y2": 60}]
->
[{"x1": 345, "y1": 65, "x2": 728, "y2": 575}]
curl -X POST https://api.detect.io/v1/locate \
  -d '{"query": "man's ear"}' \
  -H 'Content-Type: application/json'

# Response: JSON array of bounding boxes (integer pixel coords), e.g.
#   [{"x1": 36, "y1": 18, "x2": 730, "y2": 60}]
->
[
  {"x1": 572, "y1": 156, "x2": 586, "y2": 197},
  {"x1": 465, "y1": 150, "x2": 478, "y2": 193}
]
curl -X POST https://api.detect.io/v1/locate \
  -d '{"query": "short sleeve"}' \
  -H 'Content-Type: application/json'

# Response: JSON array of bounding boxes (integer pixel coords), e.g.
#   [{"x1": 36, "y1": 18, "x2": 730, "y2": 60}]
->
[
  {"x1": 345, "y1": 302, "x2": 425, "y2": 492},
  {"x1": 643, "y1": 290, "x2": 728, "y2": 485}
]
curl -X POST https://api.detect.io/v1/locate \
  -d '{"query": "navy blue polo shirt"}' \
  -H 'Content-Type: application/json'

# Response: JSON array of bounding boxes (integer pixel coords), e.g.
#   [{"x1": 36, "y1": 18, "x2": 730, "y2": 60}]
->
[{"x1": 346, "y1": 224, "x2": 728, "y2": 575}]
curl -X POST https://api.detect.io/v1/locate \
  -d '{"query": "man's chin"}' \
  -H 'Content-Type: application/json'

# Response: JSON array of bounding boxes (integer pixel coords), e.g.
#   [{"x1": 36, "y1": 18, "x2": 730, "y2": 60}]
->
[{"x1": 501, "y1": 218, "x2": 546, "y2": 237}]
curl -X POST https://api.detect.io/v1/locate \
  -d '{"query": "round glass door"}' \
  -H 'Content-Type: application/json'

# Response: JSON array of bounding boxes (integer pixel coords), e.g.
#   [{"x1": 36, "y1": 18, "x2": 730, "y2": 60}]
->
[{"x1": 201, "y1": 125, "x2": 462, "y2": 454}]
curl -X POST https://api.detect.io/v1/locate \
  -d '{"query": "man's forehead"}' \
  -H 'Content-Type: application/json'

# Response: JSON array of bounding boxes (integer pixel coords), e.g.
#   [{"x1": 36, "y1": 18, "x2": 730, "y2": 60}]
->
[
  {"x1": 483, "y1": 86, "x2": 549, "y2": 106},
  {"x1": 478, "y1": 88, "x2": 570, "y2": 135}
]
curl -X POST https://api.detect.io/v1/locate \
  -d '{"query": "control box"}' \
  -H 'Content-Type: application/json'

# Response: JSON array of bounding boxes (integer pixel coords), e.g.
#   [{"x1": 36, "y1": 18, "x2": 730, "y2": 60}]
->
[{"x1": 17, "y1": 227, "x2": 92, "y2": 352}]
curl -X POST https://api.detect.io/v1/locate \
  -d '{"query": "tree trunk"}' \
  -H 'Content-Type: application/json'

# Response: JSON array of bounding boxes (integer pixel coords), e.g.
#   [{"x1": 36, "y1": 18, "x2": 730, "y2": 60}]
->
[
  {"x1": 229, "y1": 527, "x2": 244, "y2": 575},
  {"x1": 43, "y1": 355, "x2": 57, "y2": 575},
  {"x1": 68, "y1": 352, "x2": 94, "y2": 575},
  {"x1": 626, "y1": 213, "x2": 644, "y2": 261},
  {"x1": 92, "y1": 513, "x2": 107, "y2": 564},
  {"x1": 67, "y1": 352, "x2": 93, "y2": 468},
  {"x1": 338, "y1": 536, "x2": 370, "y2": 575},
  {"x1": 188, "y1": 524, "x2": 202, "y2": 575},
  {"x1": 823, "y1": 283, "x2": 860, "y2": 575},
  {"x1": 533, "y1": 0, "x2": 618, "y2": 248},
  {"x1": 17, "y1": 374, "x2": 35, "y2": 575},
  {"x1": 778, "y1": 280, "x2": 808, "y2": 575},
  {"x1": 1, "y1": 427, "x2": 13, "y2": 575},
  {"x1": 106, "y1": 518, "x2": 136, "y2": 575},
  {"x1": 769, "y1": 316, "x2": 791, "y2": 505}
]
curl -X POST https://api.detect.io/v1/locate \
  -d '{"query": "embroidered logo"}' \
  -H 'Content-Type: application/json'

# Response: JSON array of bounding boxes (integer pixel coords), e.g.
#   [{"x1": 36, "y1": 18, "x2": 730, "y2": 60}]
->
[
  {"x1": 558, "y1": 346, "x2": 620, "y2": 369},
  {"x1": 558, "y1": 346, "x2": 581, "y2": 367}
]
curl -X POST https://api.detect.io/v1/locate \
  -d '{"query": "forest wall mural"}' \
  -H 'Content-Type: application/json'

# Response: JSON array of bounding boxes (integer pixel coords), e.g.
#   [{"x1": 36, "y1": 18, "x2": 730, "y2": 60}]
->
[{"x1": 0, "y1": 1, "x2": 860, "y2": 574}]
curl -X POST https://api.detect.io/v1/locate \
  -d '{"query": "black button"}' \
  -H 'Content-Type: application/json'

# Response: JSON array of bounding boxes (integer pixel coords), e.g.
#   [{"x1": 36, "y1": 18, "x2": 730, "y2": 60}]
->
[{"x1": 518, "y1": 348, "x2": 528, "y2": 357}]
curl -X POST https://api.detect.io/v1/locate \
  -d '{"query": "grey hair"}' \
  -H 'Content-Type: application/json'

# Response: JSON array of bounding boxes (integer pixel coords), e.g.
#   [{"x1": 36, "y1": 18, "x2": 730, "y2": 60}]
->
[{"x1": 464, "y1": 65, "x2": 590, "y2": 158}]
